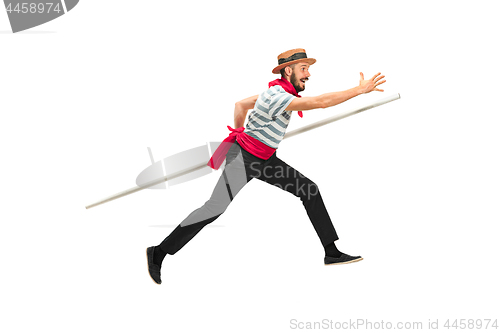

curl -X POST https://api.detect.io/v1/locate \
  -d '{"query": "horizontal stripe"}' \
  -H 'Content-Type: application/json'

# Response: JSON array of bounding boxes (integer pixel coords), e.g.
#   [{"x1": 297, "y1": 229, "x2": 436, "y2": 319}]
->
[
  {"x1": 245, "y1": 131, "x2": 280, "y2": 148},
  {"x1": 247, "y1": 119, "x2": 284, "y2": 140},
  {"x1": 250, "y1": 113, "x2": 281, "y2": 129},
  {"x1": 269, "y1": 94, "x2": 294, "y2": 117},
  {"x1": 255, "y1": 100, "x2": 272, "y2": 114},
  {"x1": 259, "y1": 91, "x2": 272, "y2": 106},
  {"x1": 273, "y1": 116, "x2": 289, "y2": 130},
  {"x1": 248, "y1": 116, "x2": 288, "y2": 136}
]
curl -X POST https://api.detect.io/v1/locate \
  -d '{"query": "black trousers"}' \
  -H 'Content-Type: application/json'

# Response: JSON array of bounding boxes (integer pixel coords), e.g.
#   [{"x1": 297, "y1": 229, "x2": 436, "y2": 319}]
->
[{"x1": 159, "y1": 141, "x2": 339, "y2": 254}]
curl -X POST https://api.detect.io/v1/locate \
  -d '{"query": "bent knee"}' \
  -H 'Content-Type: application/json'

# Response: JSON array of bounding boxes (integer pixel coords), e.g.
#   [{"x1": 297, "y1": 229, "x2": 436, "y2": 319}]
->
[{"x1": 305, "y1": 181, "x2": 319, "y2": 197}]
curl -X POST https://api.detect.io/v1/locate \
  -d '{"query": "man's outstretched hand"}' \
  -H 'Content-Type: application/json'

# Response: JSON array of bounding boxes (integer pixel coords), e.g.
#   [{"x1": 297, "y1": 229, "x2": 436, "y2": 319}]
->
[{"x1": 359, "y1": 72, "x2": 386, "y2": 94}]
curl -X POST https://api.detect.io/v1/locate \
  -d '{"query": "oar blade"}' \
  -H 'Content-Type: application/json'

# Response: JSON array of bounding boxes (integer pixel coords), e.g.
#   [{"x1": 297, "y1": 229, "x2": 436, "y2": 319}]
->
[
  {"x1": 164, "y1": 144, "x2": 212, "y2": 187},
  {"x1": 135, "y1": 142, "x2": 226, "y2": 189}
]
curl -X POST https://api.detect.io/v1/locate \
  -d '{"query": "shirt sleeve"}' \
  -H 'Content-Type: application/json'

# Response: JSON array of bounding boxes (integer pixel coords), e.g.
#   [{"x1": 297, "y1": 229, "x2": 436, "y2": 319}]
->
[{"x1": 268, "y1": 92, "x2": 295, "y2": 117}]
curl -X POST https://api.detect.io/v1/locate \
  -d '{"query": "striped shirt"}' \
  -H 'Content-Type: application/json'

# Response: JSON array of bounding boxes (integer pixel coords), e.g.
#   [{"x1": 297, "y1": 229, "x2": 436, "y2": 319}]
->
[{"x1": 244, "y1": 86, "x2": 296, "y2": 148}]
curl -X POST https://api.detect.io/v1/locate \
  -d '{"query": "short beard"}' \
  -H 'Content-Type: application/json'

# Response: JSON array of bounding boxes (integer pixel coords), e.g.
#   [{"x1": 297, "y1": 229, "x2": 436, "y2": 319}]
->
[{"x1": 290, "y1": 72, "x2": 305, "y2": 93}]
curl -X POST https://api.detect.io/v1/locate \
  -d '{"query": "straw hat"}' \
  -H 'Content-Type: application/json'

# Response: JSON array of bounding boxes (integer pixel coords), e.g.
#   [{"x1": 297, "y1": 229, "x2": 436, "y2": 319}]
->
[{"x1": 272, "y1": 48, "x2": 316, "y2": 74}]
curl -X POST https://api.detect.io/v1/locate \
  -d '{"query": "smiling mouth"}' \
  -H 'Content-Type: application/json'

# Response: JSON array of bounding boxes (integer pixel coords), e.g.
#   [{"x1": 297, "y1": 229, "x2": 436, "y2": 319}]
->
[{"x1": 300, "y1": 79, "x2": 308, "y2": 84}]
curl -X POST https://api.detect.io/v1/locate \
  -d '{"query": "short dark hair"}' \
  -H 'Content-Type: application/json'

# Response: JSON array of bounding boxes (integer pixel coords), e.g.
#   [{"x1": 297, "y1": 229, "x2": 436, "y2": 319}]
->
[{"x1": 280, "y1": 63, "x2": 296, "y2": 78}]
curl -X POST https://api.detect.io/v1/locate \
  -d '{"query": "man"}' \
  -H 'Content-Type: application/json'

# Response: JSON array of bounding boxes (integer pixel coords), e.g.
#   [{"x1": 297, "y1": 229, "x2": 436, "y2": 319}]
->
[{"x1": 146, "y1": 48, "x2": 386, "y2": 284}]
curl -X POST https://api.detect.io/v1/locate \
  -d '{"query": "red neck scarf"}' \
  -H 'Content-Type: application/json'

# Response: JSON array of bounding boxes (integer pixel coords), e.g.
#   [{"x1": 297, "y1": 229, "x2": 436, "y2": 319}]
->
[{"x1": 268, "y1": 77, "x2": 303, "y2": 118}]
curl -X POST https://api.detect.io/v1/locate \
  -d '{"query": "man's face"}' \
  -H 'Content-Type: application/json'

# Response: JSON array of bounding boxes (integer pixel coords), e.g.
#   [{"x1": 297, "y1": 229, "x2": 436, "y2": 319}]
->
[{"x1": 290, "y1": 62, "x2": 311, "y2": 93}]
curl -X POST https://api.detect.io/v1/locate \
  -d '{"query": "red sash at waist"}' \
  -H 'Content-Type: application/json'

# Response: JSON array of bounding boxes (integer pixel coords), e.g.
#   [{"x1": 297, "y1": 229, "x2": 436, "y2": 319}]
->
[{"x1": 207, "y1": 126, "x2": 276, "y2": 170}]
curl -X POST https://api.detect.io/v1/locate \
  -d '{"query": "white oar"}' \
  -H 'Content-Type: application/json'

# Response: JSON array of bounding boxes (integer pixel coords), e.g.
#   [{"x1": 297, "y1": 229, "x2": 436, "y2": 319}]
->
[
  {"x1": 85, "y1": 93, "x2": 401, "y2": 209},
  {"x1": 284, "y1": 93, "x2": 400, "y2": 139}
]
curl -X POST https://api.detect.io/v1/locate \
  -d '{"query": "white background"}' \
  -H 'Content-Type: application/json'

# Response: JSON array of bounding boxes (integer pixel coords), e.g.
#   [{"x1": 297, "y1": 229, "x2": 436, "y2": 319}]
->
[{"x1": 1, "y1": 1, "x2": 499, "y2": 332}]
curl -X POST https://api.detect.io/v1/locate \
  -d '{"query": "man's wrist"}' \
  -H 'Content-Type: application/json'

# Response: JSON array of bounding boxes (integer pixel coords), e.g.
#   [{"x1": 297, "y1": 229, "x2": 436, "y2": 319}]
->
[{"x1": 354, "y1": 85, "x2": 364, "y2": 96}]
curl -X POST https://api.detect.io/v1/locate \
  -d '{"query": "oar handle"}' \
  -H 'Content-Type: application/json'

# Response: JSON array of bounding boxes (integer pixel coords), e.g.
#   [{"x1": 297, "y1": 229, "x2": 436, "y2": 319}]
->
[{"x1": 284, "y1": 93, "x2": 400, "y2": 140}]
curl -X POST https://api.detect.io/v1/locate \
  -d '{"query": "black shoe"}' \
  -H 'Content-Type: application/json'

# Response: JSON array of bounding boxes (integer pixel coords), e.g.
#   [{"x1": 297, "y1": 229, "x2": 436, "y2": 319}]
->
[
  {"x1": 146, "y1": 247, "x2": 162, "y2": 284},
  {"x1": 324, "y1": 253, "x2": 363, "y2": 265}
]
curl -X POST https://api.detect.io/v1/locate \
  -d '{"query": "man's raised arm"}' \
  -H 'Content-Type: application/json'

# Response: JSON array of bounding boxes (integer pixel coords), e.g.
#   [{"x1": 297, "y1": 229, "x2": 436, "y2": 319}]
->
[
  {"x1": 234, "y1": 95, "x2": 258, "y2": 128},
  {"x1": 286, "y1": 72, "x2": 386, "y2": 112}
]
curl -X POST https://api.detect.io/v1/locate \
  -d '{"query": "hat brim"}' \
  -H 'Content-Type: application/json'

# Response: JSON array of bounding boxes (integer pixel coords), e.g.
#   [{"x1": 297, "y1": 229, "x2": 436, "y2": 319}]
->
[{"x1": 272, "y1": 58, "x2": 316, "y2": 74}]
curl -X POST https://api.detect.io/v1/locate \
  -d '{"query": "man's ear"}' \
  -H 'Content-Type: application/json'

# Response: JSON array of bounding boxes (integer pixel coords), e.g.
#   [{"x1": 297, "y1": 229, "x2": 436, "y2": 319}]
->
[{"x1": 284, "y1": 66, "x2": 293, "y2": 77}]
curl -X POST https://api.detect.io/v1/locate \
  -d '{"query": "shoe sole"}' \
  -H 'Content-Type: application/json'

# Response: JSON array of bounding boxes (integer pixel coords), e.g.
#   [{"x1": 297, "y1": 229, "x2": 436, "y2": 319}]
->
[
  {"x1": 324, "y1": 257, "x2": 363, "y2": 266},
  {"x1": 146, "y1": 248, "x2": 161, "y2": 285}
]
